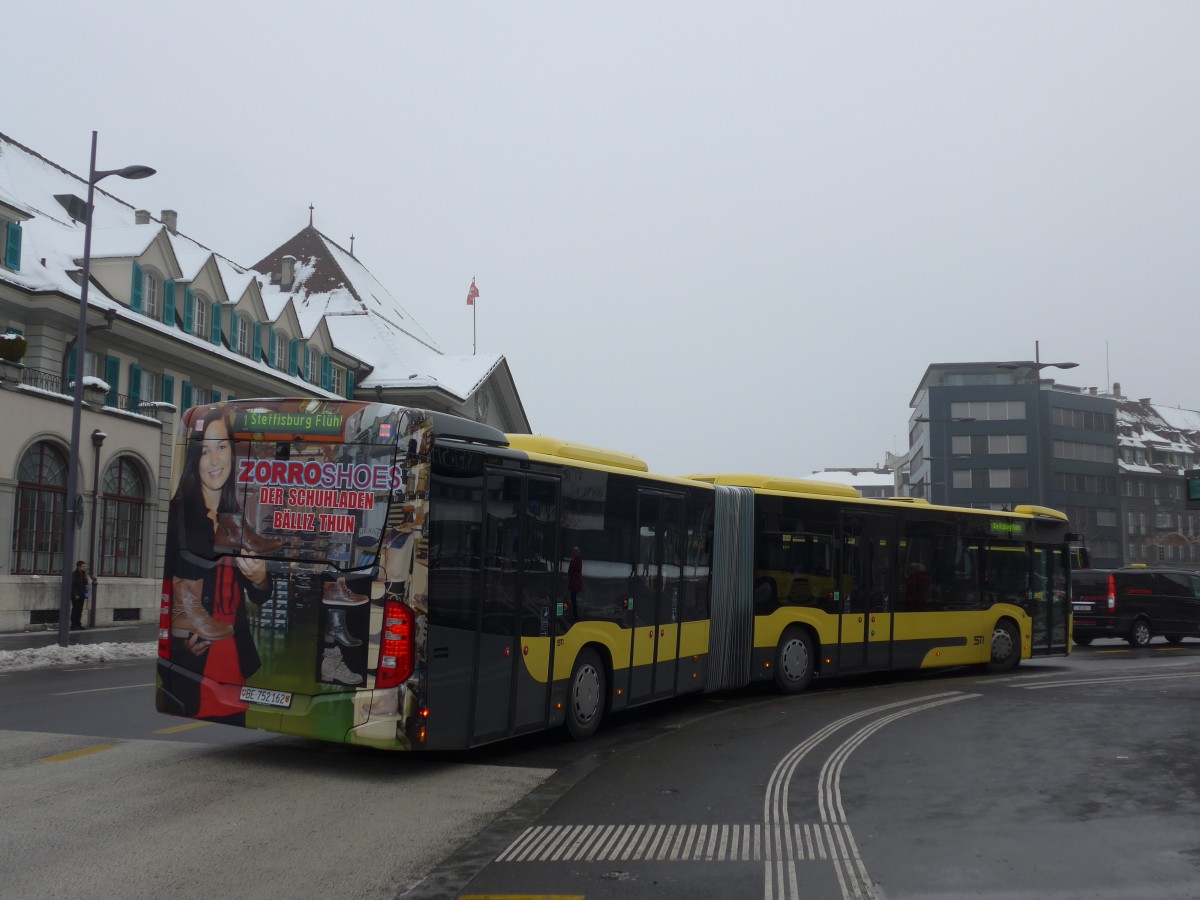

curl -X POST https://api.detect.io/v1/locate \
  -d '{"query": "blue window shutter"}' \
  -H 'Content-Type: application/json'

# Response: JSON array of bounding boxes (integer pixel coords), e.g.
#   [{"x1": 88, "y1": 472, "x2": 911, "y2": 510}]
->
[
  {"x1": 303, "y1": 345, "x2": 311, "y2": 381},
  {"x1": 183, "y1": 287, "x2": 195, "y2": 334},
  {"x1": 181, "y1": 381, "x2": 193, "y2": 410},
  {"x1": 163, "y1": 280, "x2": 176, "y2": 326},
  {"x1": 254, "y1": 322, "x2": 263, "y2": 361},
  {"x1": 211, "y1": 389, "x2": 221, "y2": 403},
  {"x1": 321, "y1": 353, "x2": 331, "y2": 390},
  {"x1": 289, "y1": 339, "x2": 299, "y2": 376},
  {"x1": 66, "y1": 346, "x2": 77, "y2": 383},
  {"x1": 230, "y1": 312, "x2": 239, "y2": 352},
  {"x1": 210, "y1": 303, "x2": 222, "y2": 345},
  {"x1": 4, "y1": 221, "x2": 21, "y2": 270},
  {"x1": 346, "y1": 368, "x2": 355, "y2": 399},
  {"x1": 268, "y1": 328, "x2": 277, "y2": 368},
  {"x1": 161, "y1": 374, "x2": 175, "y2": 404},
  {"x1": 104, "y1": 356, "x2": 120, "y2": 406},
  {"x1": 130, "y1": 262, "x2": 144, "y2": 313},
  {"x1": 128, "y1": 363, "x2": 142, "y2": 408}
]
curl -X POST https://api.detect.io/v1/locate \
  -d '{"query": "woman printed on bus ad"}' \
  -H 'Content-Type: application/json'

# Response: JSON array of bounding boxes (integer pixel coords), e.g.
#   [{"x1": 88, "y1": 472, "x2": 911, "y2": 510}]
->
[{"x1": 164, "y1": 407, "x2": 278, "y2": 723}]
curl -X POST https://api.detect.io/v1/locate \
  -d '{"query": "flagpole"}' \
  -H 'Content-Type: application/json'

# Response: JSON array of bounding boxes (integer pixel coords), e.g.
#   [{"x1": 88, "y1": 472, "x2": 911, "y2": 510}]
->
[{"x1": 467, "y1": 276, "x2": 478, "y2": 355}]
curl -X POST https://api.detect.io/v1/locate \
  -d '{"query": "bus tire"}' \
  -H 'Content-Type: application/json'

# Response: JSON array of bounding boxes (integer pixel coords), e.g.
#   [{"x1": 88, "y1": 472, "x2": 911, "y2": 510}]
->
[
  {"x1": 1127, "y1": 619, "x2": 1153, "y2": 648},
  {"x1": 986, "y1": 619, "x2": 1021, "y2": 673},
  {"x1": 774, "y1": 628, "x2": 814, "y2": 694},
  {"x1": 1073, "y1": 636, "x2": 1093, "y2": 647},
  {"x1": 565, "y1": 648, "x2": 605, "y2": 741},
  {"x1": 1164, "y1": 634, "x2": 1184, "y2": 644}
]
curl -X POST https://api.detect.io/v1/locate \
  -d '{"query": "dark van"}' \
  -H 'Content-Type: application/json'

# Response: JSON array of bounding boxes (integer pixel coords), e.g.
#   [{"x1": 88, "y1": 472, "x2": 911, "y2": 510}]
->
[{"x1": 1072, "y1": 566, "x2": 1200, "y2": 647}]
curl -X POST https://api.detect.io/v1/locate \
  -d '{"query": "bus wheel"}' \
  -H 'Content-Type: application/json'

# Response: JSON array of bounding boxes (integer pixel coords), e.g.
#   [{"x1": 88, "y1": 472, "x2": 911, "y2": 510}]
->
[
  {"x1": 566, "y1": 649, "x2": 605, "y2": 741},
  {"x1": 1073, "y1": 636, "x2": 1093, "y2": 647},
  {"x1": 1164, "y1": 634, "x2": 1184, "y2": 644},
  {"x1": 1127, "y1": 619, "x2": 1153, "y2": 648},
  {"x1": 986, "y1": 620, "x2": 1021, "y2": 673},
  {"x1": 774, "y1": 629, "x2": 814, "y2": 694}
]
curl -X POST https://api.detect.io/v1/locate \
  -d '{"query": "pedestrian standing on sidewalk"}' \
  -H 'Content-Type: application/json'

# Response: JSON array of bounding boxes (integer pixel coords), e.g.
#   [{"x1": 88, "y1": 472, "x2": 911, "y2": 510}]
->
[{"x1": 70, "y1": 561, "x2": 88, "y2": 630}]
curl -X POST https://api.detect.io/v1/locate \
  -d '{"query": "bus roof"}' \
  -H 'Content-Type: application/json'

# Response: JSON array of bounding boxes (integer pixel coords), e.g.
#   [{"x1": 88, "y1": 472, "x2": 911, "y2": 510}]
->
[
  {"x1": 505, "y1": 434, "x2": 649, "y2": 472},
  {"x1": 685, "y1": 473, "x2": 861, "y2": 498}
]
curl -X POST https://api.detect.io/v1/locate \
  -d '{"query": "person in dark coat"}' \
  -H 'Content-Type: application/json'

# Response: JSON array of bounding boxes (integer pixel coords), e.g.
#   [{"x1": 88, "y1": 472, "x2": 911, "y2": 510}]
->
[{"x1": 70, "y1": 560, "x2": 88, "y2": 630}]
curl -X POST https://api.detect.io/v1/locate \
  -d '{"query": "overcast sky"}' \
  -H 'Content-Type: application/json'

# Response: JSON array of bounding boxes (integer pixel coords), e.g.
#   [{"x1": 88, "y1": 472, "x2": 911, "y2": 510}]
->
[{"x1": 8, "y1": 3, "x2": 1199, "y2": 478}]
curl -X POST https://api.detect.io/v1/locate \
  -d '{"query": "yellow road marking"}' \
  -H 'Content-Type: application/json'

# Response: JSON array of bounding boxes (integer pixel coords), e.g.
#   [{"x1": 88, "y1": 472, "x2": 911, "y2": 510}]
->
[
  {"x1": 156, "y1": 721, "x2": 213, "y2": 735},
  {"x1": 39, "y1": 743, "x2": 118, "y2": 763}
]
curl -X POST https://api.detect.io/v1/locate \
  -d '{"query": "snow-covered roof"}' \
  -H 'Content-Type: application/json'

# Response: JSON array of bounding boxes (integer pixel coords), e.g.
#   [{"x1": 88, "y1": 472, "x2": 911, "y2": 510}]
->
[{"x1": 253, "y1": 227, "x2": 499, "y2": 399}]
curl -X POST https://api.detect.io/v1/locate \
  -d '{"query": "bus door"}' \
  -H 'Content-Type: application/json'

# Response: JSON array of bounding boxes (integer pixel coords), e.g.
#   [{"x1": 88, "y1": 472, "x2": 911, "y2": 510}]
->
[
  {"x1": 1030, "y1": 544, "x2": 1069, "y2": 656},
  {"x1": 472, "y1": 470, "x2": 561, "y2": 744},
  {"x1": 630, "y1": 489, "x2": 685, "y2": 704},
  {"x1": 838, "y1": 512, "x2": 896, "y2": 671}
]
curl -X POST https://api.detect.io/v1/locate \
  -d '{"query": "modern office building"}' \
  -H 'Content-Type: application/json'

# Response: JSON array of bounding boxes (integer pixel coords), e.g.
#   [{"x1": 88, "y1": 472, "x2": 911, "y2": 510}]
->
[{"x1": 899, "y1": 361, "x2": 1122, "y2": 567}]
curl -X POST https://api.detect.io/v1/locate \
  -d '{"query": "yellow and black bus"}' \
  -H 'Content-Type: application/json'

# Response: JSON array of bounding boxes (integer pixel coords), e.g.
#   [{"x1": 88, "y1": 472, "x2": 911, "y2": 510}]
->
[{"x1": 156, "y1": 399, "x2": 1075, "y2": 750}]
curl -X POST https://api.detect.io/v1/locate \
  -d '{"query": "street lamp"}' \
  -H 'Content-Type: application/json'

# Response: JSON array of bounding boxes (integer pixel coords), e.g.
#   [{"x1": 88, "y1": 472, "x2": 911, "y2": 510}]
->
[
  {"x1": 999, "y1": 342, "x2": 1078, "y2": 508},
  {"x1": 914, "y1": 416, "x2": 976, "y2": 505},
  {"x1": 57, "y1": 131, "x2": 155, "y2": 647}
]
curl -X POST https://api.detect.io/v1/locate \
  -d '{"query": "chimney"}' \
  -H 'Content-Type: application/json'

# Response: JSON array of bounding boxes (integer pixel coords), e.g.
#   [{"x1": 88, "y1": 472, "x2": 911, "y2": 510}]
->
[
  {"x1": 1113, "y1": 382, "x2": 1122, "y2": 398},
  {"x1": 1089, "y1": 387, "x2": 1097, "y2": 396},
  {"x1": 161, "y1": 210, "x2": 178, "y2": 234},
  {"x1": 282, "y1": 255, "x2": 296, "y2": 291},
  {"x1": 135, "y1": 210, "x2": 151, "y2": 225}
]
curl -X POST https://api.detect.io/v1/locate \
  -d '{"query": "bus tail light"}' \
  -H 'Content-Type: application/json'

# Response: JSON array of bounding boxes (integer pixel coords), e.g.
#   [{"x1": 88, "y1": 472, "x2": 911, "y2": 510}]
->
[
  {"x1": 158, "y1": 580, "x2": 172, "y2": 660},
  {"x1": 1106, "y1": 574, "x2": 1117, "y2": 611},
  {"x1": 376, "y1": 599, "x2": 415, "y2": 689}
]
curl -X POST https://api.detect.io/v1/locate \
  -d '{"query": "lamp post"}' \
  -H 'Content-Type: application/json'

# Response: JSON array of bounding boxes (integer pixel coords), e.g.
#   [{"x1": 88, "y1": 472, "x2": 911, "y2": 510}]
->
[
  {"x1": 57, "y1": 131, "x2": 154, "y2": 647},
  {"x1": 87, "y1": 428, "x2": 107, "y2": 628},
  {"x1": 914, "y1": 416, "x2": 976, "y2": 505},
  {"x1": 999, "y1": 342, "x2": 1078, "y2": 508}
]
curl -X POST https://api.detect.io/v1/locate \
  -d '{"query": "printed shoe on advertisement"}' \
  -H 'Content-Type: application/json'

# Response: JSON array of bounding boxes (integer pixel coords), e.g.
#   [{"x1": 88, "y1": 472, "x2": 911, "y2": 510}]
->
[{"x1": 321, "y1": 647, "x2": 363, "y2": 686}]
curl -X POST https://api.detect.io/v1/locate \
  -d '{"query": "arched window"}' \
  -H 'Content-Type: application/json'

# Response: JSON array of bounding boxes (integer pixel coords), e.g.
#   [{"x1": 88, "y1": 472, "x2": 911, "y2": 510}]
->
[
  {"x1": 12, "y1": 442, "x2": 67, "y2": 574},
  {"x1": 100, "y1": 457, "x2": 146, "y2": 577}
]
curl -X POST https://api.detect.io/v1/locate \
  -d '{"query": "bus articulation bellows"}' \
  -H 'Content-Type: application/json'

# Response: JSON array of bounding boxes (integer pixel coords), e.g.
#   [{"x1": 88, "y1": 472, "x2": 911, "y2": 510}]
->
[{"x1": 156, "y1": 399, "x2": 1075, "y2": 750}]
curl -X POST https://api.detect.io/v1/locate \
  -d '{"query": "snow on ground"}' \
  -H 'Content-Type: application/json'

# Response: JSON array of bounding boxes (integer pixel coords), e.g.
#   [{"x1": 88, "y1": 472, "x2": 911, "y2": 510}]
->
[{"x1": 0, "y1": 642, "x2": 157, "y2": 673}]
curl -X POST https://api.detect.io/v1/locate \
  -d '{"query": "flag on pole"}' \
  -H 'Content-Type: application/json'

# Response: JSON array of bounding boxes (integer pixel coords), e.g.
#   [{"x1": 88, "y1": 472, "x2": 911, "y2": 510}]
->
[{"x1": 466, "y1": 278, "x2": 479, "y2": 306}]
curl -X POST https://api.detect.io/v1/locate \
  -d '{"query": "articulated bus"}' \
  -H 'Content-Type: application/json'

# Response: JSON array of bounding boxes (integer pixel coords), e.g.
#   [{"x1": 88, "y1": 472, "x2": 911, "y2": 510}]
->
[{"x1": 156, "y1": 398, "x2": 1076, "y2": 751}]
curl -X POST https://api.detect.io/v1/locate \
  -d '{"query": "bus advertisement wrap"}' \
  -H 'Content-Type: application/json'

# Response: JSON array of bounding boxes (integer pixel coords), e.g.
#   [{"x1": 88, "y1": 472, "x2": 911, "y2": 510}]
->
[{"x1": 157, "y1": 398, "x2": 433, "y2": 749}]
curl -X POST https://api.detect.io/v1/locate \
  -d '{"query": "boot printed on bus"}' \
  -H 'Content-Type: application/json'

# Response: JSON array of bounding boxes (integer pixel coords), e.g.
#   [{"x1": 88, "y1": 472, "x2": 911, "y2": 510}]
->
[
  {"x1": 171, "y1": 577, "x2": 234, "y2": 641},
  {"x1": 322, "y1": 577, "x2": 368, "y2": 606},
  {"x1": 324, "y1": 608, "x2": 362, "y2": 647},
  {"x1": 215, "y1": 513, "x2": 284, "y2": 555},
  {"x1": 321, "y1": 646, "x2": 363, "y2": 685}
]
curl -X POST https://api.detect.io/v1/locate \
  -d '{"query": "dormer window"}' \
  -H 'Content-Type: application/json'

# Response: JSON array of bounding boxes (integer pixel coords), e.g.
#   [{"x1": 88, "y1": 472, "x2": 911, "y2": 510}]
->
[
  {"x1": 275, "y1": 331, "x2": 287, "y2": 371},
  {"x1": 305, "y1": 345, "x2": 318, "y2": 383},
  {"x1": 143, "y1": 272, "x2": 160, "y2": 320},
  {"x1": 193, "y1": 294, "x2": 207, "y2": 338},
  {"x1": 237, "y1": 314, "x2": 251, "y2": 356}
]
